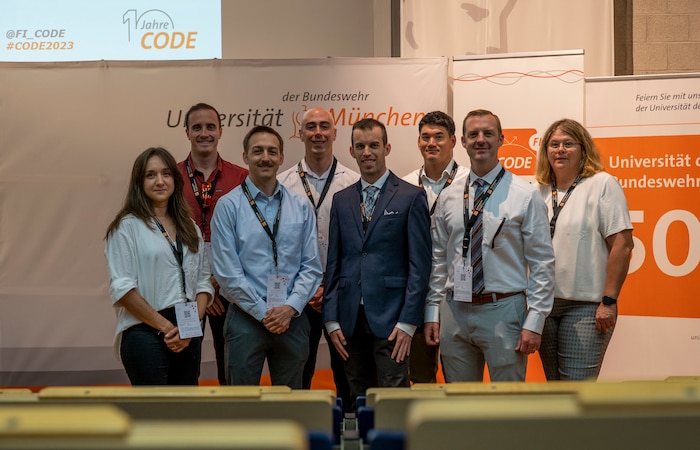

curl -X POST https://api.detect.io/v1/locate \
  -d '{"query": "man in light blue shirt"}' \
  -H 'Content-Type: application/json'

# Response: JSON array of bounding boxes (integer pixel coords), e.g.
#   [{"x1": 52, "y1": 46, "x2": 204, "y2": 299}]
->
[{"x1": 211, "y1": 125, "x2": 322, "y2": 388}]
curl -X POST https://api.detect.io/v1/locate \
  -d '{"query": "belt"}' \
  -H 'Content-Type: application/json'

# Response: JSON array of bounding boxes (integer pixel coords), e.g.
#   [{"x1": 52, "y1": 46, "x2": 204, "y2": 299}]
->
[{"x1": 471, "y1": 291, "x2": 522, "y2": 304}]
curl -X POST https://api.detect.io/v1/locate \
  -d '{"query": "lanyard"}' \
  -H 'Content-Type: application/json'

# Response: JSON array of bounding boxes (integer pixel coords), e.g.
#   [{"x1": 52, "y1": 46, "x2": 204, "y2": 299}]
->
[
  {"x1": 297, "y1": 157, "x2": 337, "y2": 214},
  {"x1": 153, "y1": 217, "x2": 187, "y2": 297},
  {"x1": 419, "y1": 161, "x2": 459, "y2": 216},
  {"x1": 461, "y1": 167, "x2": 506, "y2": 259},
  {"x1": 241, "y1": 182, "x2": 283, "y2": 271},
  {"x1": 185, "y1": 159, "x2": 219, "y2": 230},
  {"x1": 549, "y1": 173, "x2": 582, "y2": 238}
]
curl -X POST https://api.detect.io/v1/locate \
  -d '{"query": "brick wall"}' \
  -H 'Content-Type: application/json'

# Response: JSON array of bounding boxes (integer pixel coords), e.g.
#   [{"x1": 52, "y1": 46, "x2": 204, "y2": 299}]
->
[{"x1": 633, "y1": 0, "x2": 700, "y2": 74}]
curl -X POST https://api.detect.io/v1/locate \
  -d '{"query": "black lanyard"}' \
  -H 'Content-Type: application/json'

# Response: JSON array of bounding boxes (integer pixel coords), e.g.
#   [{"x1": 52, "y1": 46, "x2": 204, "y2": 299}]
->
[
  {"x1": 419, "y1": 161, "x2": 459, "y2": 216},
  {"x1": 461, "y1": 168, "x2": 506, "y2": 259},
  {"x1": 185, "y1": 159, "x2": 219, "y2": 230},
  {"x1": 550, "y1": 174, "x2": 582, "y2": 238},
  {"x1": 241, "y1": 182, "x2": 283, "y2": 271},
  {"x1": 154, "y1": 217, "x2": 187, "y2": 297},
  {"x1": 297, "y1": 157, "x2": 337, "y2": 214}
]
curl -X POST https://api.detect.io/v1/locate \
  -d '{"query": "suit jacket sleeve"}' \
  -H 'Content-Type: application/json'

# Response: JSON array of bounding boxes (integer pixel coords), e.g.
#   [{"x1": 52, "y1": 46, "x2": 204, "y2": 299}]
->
[
  {"x1": 399, "y1": 187, "x2": 432, "y2": 326},
  {"x1": 322, "y1": 193, "x2": 342, "y2": 325}
]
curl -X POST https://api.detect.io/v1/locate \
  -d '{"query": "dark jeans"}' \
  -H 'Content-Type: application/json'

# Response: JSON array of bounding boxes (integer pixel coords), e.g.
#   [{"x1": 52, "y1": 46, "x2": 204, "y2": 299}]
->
[
  {"x1": 203, "y1": 296, "x2": 229, "y2": 385},
  {"x1": 120, "y1": 306, "x2": 202, "y2": 385}
]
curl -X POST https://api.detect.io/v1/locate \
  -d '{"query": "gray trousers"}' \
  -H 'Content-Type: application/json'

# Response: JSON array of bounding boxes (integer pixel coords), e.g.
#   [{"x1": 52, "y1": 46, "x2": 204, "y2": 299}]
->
[
  {"x1": 224, "y1": 304, "x2": 309, "y2": 388},
  {"x1": 439, "y1": 292, "x2": 527, "y2": 382}
]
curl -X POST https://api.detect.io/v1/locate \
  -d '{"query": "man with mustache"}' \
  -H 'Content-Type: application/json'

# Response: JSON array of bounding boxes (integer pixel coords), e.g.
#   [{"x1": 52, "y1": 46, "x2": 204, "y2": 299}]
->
[
  {"x1": 178, "y1": 103, "x2": 247, "y2": 385},
  {"x1": 211, "y1": 125, "x2": 322, "y2": 388},
  {"x1": 323, "y1": 118, "x2": 431, "y2": 406}
]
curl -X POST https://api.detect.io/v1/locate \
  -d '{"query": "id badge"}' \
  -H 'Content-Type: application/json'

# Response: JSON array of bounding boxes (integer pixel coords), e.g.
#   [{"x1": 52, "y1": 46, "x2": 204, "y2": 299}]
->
[
  {"x1": 453, "y1": 263, "x2": 473, "y2": 303},
  {"x1": 175, "y1": 302, "x2": 203, "y2": 338},
  {"x1": 266, "y1": 274, "x2": 289, "y2": 308}
]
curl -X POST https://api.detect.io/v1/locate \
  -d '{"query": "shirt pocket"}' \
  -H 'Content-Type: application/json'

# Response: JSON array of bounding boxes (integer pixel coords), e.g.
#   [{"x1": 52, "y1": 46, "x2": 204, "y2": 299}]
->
[
  {"x1": 277, "y1": 222, "x2": 304, "y2": 255},
  {"x1": 484, "y1": 215, "x2": 515, "y2": 250}
]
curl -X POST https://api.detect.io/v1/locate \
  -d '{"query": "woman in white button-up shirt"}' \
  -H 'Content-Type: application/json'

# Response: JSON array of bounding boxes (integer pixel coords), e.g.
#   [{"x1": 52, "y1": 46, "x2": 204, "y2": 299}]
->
[{"x1": 105, "y1": 147, "x2": 213, "y2": 385}]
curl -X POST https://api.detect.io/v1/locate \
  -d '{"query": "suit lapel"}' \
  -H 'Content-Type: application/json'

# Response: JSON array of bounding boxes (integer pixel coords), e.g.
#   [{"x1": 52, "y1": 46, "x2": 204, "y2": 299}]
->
[
  {"x1": 350, "y1": 182, "x2": 364, "y2": 236},
  {"x1": 363, "y1": 172, "x2": 398, "y2": 242}
]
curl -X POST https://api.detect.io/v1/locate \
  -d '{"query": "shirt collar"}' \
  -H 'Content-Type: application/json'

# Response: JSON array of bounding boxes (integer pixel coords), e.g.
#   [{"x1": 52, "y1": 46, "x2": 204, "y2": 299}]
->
[
  {"x1": 244, "y1": 177, "x2": 282, "y2": 200},
  {"x1": 420, "y1": 159, "x2": 457, "y2": 184},
  {"x1": 300, "y1": 157, "x2": 334, "y2": 180},
  {"x1": 360, "y1": 169, "x2": 391, "y2": 191},
  {"x1": 187, "y1": 153, "x2": 223, "y2": 178},
  {"x1": 470, "y1": 162, "x2": 503, "y2": 186}
]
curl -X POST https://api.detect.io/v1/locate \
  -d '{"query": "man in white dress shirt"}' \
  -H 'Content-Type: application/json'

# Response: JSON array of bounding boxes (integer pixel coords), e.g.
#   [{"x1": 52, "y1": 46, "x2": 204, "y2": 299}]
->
[
  {"x1": 425, "y1": 109, "x2": 555, "y2": 382},
  {"x1": 402, "y1": 111, "x2": 468, "y2": 383},
  {"x1": 278, "y1": 107, "x2": 358, "y2": 408}
]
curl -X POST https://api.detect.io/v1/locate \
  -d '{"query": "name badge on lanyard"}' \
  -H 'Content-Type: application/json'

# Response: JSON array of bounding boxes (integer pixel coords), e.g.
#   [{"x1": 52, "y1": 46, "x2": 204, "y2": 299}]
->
[
  {"x1": 175, "y1": 302, "x2": 203, "y2": 338},
  {"x1": 153, "y1": 217, "x2": 202, "y2": 336},
  {"x1": 241, "y1": 182, "x2": 286, "y2": 310},
  {"x1": 455, "y1": 168, "x2": 506, "y2": 303},
  {"x1": 453, "y1": 262, "x2": 473, "y2": 302},
  {"x1": 267, "y1": 274, "x2": 289, "y2": 308}
]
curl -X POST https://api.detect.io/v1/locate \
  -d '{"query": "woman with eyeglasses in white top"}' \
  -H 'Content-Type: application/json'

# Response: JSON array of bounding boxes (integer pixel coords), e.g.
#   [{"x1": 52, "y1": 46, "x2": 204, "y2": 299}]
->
[{"x1": 535, "y1": 119, "x2": 634, "y2": 381}]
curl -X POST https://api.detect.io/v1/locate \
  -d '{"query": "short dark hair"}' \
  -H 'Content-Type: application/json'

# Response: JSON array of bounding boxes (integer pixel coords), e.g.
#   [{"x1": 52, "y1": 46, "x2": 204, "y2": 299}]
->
[
  {"x1": 419, "y1": 111, "x2": 455, "y2": 136},
  {"x1": 185, "y1": 103, "x2": 221, "y2": 128},
  {"x1": 351, "y1": 118, "x2": 388, "y2": 146},
  {"x1": 242, "y1": 125, "x2": 284, "y2": 153}
]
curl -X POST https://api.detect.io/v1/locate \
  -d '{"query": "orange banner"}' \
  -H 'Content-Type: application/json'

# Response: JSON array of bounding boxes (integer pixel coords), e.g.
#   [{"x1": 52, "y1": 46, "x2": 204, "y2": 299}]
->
[{"x1": 597, "y1": 135, "x2": 700, "y2": 318}]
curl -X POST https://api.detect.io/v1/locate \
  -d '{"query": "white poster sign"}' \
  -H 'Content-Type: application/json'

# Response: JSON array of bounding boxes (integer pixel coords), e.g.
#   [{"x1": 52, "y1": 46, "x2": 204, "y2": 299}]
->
[{"x1": 452, "y1": 50, "x2": 584, "y2": 179}]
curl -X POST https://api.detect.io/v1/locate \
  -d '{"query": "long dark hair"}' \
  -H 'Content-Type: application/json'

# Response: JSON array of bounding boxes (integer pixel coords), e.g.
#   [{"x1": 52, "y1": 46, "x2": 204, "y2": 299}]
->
[{"x1": 105, "y1": 147, "x2": 199, "y2": 252}]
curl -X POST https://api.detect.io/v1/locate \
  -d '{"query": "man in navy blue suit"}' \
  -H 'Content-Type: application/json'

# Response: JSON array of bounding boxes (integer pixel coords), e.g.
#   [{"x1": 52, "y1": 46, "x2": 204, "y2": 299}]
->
[{"x1": 323, "y1": 118, "x2": 431, "y2": 404}]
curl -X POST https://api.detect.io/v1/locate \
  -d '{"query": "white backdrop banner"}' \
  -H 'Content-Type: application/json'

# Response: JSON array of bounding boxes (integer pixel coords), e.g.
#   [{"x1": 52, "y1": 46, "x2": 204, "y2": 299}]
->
[
  {"x1": 452, "y1": 50, "x2": 584, "y2": 179},
  {"x1": 401, "y1": 0, "x2": 613, "y2": 77},
  {"x1": 0, "y1": 57, "x2": 448, "y2": 386},
  {"x1": 451, "y1": 50, "x2": 584, "y2": 381},
  {"x1": 586, "y1": 74, "x2": 700, "y2": 380}
]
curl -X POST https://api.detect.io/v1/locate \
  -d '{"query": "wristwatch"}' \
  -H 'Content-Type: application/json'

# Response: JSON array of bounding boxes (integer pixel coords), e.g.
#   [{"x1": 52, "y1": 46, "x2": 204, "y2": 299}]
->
[{"x1": 602, "y1": 295, "x2": 617, "y2": 306}]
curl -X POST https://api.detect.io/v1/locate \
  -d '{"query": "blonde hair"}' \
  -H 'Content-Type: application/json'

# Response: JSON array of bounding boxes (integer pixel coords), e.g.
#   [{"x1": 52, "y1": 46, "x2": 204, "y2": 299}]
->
[{"x1": 535, "y1": 118, "x2": 604, "y2": 185}]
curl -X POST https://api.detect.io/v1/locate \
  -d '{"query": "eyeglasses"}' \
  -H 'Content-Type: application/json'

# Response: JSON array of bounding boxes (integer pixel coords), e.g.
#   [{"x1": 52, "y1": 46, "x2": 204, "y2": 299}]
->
[{"x1": 548, "y1": 141, "x2": 579, "y2": 150}]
